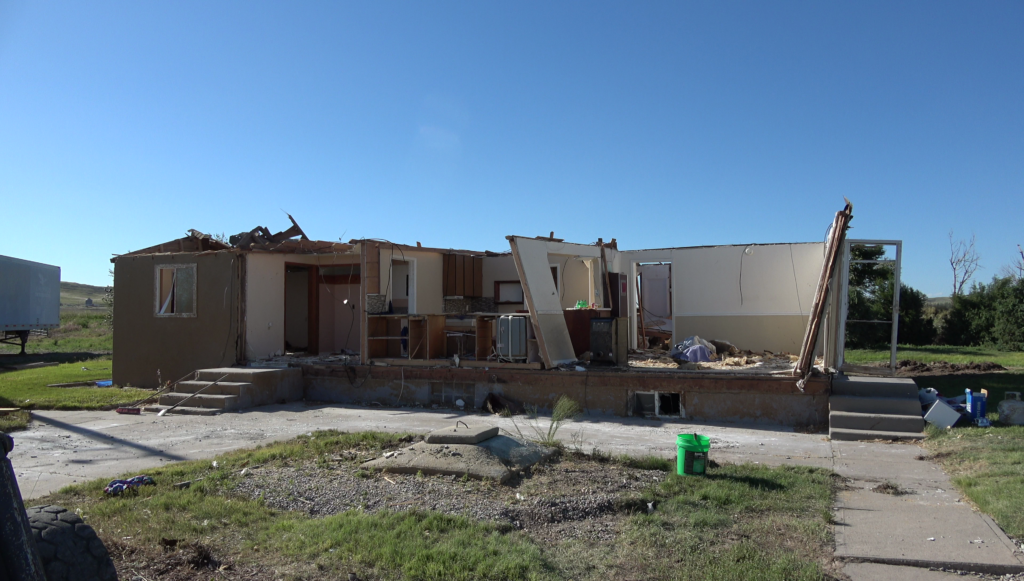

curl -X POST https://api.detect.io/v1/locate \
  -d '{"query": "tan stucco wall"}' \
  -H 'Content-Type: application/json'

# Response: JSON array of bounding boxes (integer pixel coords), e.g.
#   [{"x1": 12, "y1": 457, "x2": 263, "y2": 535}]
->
[
  {"x1": 112, "y1": 252, "x2": 241, "y2": 388},
  {"x1": 245, "y1": 253, "x2": 286, "y2": 359}
]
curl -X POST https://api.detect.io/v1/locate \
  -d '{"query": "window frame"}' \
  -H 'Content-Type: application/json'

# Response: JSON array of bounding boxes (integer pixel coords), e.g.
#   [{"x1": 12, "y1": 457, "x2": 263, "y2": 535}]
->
[{"x1": 154, "y1": 263, "x2": 198, "y2": 318}]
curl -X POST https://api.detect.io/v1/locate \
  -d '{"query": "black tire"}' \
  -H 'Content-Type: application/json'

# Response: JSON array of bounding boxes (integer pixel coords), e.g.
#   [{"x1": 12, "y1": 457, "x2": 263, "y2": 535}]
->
[{"x1": 26, "y1": 505, "x2": 117, "y2": 581}]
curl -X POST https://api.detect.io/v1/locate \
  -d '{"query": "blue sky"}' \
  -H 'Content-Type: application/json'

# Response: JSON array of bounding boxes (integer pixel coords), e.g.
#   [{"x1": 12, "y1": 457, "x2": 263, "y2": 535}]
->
[{"x1": 1, "y1": 1, "x2": 1021, "y2": 296}]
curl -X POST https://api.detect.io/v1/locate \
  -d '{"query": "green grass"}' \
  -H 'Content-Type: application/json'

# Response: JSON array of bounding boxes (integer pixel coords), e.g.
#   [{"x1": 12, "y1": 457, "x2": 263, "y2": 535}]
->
[
  {"x1": 39, "y1": 431, "x2": 838, "y2": 581},
  {"x1": 0, "y1": 358, "x2": 151, "y2": 410},
  {"x1": 914, "y1": 371, "x2": 1024, "y2": 407},
  {"x1": 0, "y1": 410, "x2": 30, "y2": 432},
  {"x1": 59, "y1": 280, "x2": 109, "y2": 310},
  {"x1": 564, "y1": 463, "x2": 836, "y2": 581},
  {"x1": 0, "y1": 311, "x2": 112, "y2": 355},
  {"x1": 846, "y1": 345, "x2": 1024, "y2": 368},
  {"x1": 923, "y1": 423, "x2": 1024, "y2": 539}
]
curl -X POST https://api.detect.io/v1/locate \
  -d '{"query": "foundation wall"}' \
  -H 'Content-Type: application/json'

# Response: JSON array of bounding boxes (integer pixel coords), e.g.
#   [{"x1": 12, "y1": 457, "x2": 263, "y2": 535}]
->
[{"x1": 301, "y1": 365, "x2": 830, "y2": 426}]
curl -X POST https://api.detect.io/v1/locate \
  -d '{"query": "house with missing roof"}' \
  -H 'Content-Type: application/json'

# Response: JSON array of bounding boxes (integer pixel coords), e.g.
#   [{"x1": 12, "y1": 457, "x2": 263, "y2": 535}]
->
[{"x1": 110, "y1": 204, "x2": 923, "y2": 440}]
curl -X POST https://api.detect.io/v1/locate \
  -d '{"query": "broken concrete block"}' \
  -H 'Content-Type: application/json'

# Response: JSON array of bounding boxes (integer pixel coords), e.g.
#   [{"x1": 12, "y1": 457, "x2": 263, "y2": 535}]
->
[
  {"x1": 424, "y1": 424, "x2": 499, "y2": 445},
  {"x1": 361, "y1": 442, "x2": 511, "y2": 482}
]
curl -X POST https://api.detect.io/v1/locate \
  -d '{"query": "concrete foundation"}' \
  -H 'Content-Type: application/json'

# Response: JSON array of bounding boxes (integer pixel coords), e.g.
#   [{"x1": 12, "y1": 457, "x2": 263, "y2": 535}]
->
[{"x1": 301, "y1": 364, "x2": 830, "y2": 427}]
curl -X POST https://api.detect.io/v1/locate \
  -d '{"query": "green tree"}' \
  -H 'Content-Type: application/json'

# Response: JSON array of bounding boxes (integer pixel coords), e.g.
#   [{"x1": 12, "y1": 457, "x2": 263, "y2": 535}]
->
[{"x1": 845, "y1": 245, "x2": 935, "y2": 348}]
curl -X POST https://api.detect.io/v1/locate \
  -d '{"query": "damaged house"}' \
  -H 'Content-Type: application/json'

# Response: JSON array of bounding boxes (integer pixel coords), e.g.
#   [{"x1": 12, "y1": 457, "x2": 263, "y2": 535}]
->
[{"x1": 111, "y1": 203, "x2": 918, "y2": 438}]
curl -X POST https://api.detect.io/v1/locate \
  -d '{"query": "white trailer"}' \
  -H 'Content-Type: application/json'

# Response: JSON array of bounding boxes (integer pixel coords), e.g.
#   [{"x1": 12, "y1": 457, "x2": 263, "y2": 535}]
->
[{"x1": 0, "y1": 255, "x2": 61, "y2": 354}]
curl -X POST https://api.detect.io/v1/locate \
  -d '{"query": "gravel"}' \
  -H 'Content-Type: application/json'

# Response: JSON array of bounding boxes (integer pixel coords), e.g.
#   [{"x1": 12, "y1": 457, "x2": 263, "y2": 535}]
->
[{"x1": 233, "y1": 453, "x2": 667, "y2": 543}]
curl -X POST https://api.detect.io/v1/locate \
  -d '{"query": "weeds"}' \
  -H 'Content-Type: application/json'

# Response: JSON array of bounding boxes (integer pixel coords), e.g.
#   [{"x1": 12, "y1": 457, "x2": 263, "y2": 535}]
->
[{"x1": 508, "y1": 395, "x2": 582, "y2": 447}]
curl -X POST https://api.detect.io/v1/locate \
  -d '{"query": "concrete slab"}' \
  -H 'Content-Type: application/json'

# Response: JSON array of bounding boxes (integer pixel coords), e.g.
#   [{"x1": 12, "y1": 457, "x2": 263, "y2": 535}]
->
[
  {"x1": 832, "y1": 441, "x2": 1024, "y2": 575},
  {"x1": 361, "y1": 441, "x2": 512, "y2": 482},
  {"x1": 7, "y1": 405, "x2": 832, "y2": 499},
  {"x1": 424, "y1": 423, "x2": 499, "y2": 444},
  {"x1": 477, "y1": 435, "x2": 556, "y2": 470},
  {"x1": 843, "y1": 563, "x2": 969, "y2": 580}
]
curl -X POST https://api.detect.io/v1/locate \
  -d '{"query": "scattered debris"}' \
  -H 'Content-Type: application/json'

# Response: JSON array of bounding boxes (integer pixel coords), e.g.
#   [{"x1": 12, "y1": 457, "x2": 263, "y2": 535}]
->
[
  {"x1": 871, "y1": 481, "x2": 910, "y2": 496},
  {"x1": 104, "y1": 475, "x2": 156, "y2": 496}
]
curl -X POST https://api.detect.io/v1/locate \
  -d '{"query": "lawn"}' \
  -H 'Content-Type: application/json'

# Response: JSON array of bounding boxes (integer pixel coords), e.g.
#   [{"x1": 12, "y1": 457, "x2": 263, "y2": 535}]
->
[
  {"x1": 845, "y1": 345, "x2": 1024, "y2": 368},
  {"x1": 913, "y1": 371, "x2": 1024, "y2": 542},
  {"x1": 922, "y1": 423, "x2": 1024, "y2": 540},
  {"x1": 40, "y1": 430, "x2": 838, "y2": 581},
  {"x1": 0, "y1": 311, "x2": 113, "y2": 355},
  {"x1": 0, "y1": 359, "x2": 152, "y2": 431}
]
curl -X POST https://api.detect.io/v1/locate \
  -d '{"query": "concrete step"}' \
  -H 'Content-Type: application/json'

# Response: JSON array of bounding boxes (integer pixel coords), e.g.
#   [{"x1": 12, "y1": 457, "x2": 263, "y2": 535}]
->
[
  {"x1": 192, "y1": 367, "x2": 303, "y2": 409},
  {"x1": 158, "y1": 392, "x2": 241, "y2": 410},
  {"x1": 829, "y1": 427, "x2": 926, "y2": 441},
  {"x1": 174, "y1": 381, "x2": 252, "y2": 396},
  {"x1": 142, "y1": 405, "x2": 221, "y2": 416},
  {"x1": 829, "y1": 395, "x2": 923, "y2": 416},
  {"x1": 832, "y1": 375, "x2": 918, "y2": 398},
  {"x1": 829, "y1": 411, "x2": 925, "y2": 433}
]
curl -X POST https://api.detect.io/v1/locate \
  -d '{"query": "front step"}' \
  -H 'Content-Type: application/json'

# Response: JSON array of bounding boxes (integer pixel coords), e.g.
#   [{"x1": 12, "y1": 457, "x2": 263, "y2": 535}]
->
[
  {"x1": 829, "y1": 411, "x2": 925, "y2": 433},
  {"x1": 158, "y1": 392, "x2": 240, "y2": 410},
  {"x1": 143, "y1": 405, "x2": 221, "y2": 416},
  {"x1": 828, "y1": 427, "x2": 926, "y2": 441},
  {"x1": 829, "y1": 395, "x2": 923, "y2": 415},
  {"x1": 832, "y1": 375, "x2": 918, "y2": 398},
  {"x1": 174, "y1": 381, "x2": 252, "y2": 396}
]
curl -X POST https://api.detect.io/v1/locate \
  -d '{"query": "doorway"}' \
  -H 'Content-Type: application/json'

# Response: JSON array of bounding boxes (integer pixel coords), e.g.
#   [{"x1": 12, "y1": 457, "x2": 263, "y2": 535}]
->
[
  {"x1": 637, "y1": 262, "x2": 673, "y2": 348},
  {"x1": 284, "y1": 265, "x2": 317, "y2": 353}
]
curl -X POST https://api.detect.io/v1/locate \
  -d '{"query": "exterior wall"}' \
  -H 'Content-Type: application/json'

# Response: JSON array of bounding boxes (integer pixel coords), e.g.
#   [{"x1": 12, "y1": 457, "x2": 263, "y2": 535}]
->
[
  {"x1": 112, "y1": 252, "x2": 241, "y2": 388},
  {"x1": 245, "y1": 253, "x2": 286, "y2": 359},
  {"x1": 302, "y1": 365, "x2": 830, "y2": 426}
]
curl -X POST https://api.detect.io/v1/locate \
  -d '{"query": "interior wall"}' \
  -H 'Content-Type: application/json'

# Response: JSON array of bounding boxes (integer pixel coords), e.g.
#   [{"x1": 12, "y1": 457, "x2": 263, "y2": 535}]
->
[
  {"x1": 285, "y1": 269, "x2": 308, "y2": 349},
  {"x1": 318, "y1": 283, "x2": 360, "y2": 353},
  {"x1": 245, "y1": 253, "x2": 286, "y2": 360},
  {"x1": 379, "y1": 247, "x2": 443, "y2": 314},
  {"x1": 553, "y1": 256, "x2": 594, "y2": 309},
  {"x1": 483, "y1": 254, "x2": 523, "y2": 313}
]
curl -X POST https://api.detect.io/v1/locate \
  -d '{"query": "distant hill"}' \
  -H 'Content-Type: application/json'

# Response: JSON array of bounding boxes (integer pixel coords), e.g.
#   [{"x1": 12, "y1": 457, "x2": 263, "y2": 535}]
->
[
  {"x1": 60, "y1": 281, "x2": 109, "y2": 310},
  {"x1": 926, "y1": 296, "x2": 952, "y2": 307}
]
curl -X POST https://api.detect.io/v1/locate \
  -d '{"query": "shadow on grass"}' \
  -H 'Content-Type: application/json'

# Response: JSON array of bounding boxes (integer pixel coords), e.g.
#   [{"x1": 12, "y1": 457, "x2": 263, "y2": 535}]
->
[
  {"x1": 0, "y1": 352, "x2": 110, "y2": 369},
  {"x1": 704, "y1": 472, "x2": 787, "y2": 492}
]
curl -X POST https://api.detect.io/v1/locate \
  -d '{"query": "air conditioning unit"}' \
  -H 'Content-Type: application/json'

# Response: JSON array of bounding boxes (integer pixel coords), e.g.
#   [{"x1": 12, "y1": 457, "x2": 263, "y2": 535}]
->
[{"x1": 496, "y1": 315, "x2": 528, "y2": 362}]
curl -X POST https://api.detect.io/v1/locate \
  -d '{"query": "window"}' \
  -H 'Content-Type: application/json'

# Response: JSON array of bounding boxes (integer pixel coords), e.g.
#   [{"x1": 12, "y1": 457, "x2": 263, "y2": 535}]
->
[
  {"x1": 155, "y1": 264, "x2": 196, "y2": 317},
  {"x1": 550, "y1": 264, "x2": 560, "y2": 292}
]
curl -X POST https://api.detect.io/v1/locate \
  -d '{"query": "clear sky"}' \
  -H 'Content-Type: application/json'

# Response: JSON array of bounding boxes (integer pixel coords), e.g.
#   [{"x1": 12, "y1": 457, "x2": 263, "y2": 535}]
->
[{"x1": 1, "y1": 1, "x2": 1021, "y2": 297}]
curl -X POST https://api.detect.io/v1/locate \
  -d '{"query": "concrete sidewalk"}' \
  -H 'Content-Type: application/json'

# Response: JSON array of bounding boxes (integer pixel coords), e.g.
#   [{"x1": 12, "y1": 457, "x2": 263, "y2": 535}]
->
[
  {"x1": 833, "y1": 440, "x2": 1024, "y2": 576},
  {"x1": 6, "y1": 403, "x2": 1023, "y2": 577}
]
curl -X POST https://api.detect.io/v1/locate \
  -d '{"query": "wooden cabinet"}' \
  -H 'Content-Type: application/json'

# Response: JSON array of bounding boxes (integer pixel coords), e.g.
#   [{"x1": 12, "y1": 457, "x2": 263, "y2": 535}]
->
[{"x1": 443, "y1": 254, "x2": 483, "y2": 297}]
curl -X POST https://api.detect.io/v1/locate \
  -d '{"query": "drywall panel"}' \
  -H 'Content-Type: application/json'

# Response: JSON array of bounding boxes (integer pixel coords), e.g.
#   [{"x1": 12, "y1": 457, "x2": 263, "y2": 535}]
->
[
  {"x1": 671, "y1": 243, "x2": 822, "y2": 316},
  {"x1": 482, "y1": 254, "x2": 519, "y2": 298},
  {"x1": 245, "y1": 253, "x2": 286, "y2": 359},
  {"x1": 674, "y1": 314, "x2": 809, "y2": 353},
  {"x1": 378, "y1": 247, "x2": 443, "y2": 315},
  {"x1": 553, "y1": 255, "x2": 594, "y2": 309},
  {"x1": 510, "y1": 237, "x2": 576, "y2": 365}
]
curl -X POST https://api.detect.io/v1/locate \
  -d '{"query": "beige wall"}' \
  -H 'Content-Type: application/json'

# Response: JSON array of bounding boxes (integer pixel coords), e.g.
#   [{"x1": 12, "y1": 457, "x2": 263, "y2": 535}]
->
[
  {"x1": 483, "y1": 254, "x2": 524, "y2": 313},
  {"x1": 553, "y1": 255, "x2": 595, "y2": 309},
  {"x1": 245, "y1": 253, "x2": 286, "y2": 359},
  {"x1": 674, "y1": 314, "x2": 810, "y2": 354},
  {"x1": 379, "y1": 248, "x2": 444, "y2": 314}
]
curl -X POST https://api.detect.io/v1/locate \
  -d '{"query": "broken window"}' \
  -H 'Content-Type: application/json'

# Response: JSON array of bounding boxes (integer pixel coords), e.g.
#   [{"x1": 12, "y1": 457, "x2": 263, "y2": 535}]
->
[{"x1": 155, "y1": 264, "x2": 196, "y2": 317}]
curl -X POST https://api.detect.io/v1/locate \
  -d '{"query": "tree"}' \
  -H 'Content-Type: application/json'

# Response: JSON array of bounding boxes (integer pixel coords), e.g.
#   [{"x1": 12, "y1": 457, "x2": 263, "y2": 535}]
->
[
  {"x1": 998, "y1": 244, "x2": 1024, "y2": 281},
  {"x1": 949, "y1": 231, "x2": 981, "y2": 297},
  {"x1": 845, "y1": 244, "x2": 935, "y2": 348}
]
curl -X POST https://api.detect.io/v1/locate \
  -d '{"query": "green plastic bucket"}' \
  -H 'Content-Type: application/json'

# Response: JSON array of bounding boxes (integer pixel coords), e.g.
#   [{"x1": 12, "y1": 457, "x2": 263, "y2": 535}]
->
[{"x1": 677, "y1": 434, "x2": 711, "y2": 476}]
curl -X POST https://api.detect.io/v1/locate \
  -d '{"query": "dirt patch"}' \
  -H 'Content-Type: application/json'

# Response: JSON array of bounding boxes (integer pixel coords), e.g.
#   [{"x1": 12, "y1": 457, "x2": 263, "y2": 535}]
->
[
  {"x1": 233, "y1": 454, "x2": 666, "y2": 544},
  {"x1": 880, "y1": 359, "x2": 1008, "y2": 376},
  {"x1": 871, "y1": 481, "x2": 911, "y2": 496}
]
